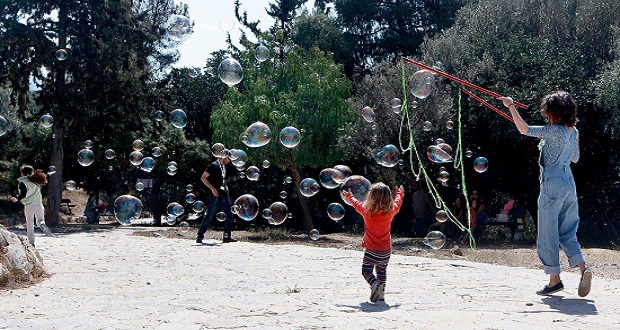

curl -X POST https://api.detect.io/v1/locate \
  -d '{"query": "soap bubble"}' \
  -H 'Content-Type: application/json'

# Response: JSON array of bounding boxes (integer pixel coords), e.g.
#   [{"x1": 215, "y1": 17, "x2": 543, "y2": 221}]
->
[
  {"x1": 154, "y1": 111, "x2": 165, "y2": 121},
  {"x1": 242, "y1": 121, "x2": 271, "y2": 147},
  {"x1": 300, "y1": 178, "x2": 320, "y2": 197},
  {"x1": 84, "y1": 140, "x2": 93, "y2": 149},
  {"x1": 284, "y1": 176, "x2": 293, "y2": 184},
  {"x1": 135, "y1": 182, "x2": 145, "y2": 191},
  {"x1": 432, "y1": 61, "x2": 444, "y2": 72},
  {"x1": 269, "y1": 201, "x2": 288, "y2": 225},
  {"x1": 77, "y1": 148, "x2": 95, "y2": 167},
  {"x1": 375, "y1": 144, "x2": 400, "y2": 167},
  {"x1": 129, "y1": 151, "x2": 144, "y2": 166},
  {"x1": 140, "y1": 156, "x2": 155, "y2": 172},
  {"x1": 47, "y1": 166, "x2": 57, "y2": 175},
  {"x1": 426, "y1": 145, "x2": 453, "y2": 163},
  {"x1": 55, "y1": 49, "x2": 68, "y2": 61},
  {"x1": 231, "y1": 150, "x2": 248, "y2": 167},
  {"x1": 216, "y1": 211, "x2": 227, "y2": 222},
  {"x1": 167, "y1": 202, "x2": 185, "y2": 217},
  {"x1": 279, "y1": 191, "x2": 288, "y2": 199},
  {"x1": 178, "y1": 221, "x2": 190, "y2": 232},
  {"x1": 218, "y1": 57, "x2": 244, "y2": 87},
  {"x1": 132, "y1": 139, "x2": 144, "y2": 151},
  {"x1": 212, "y1": 143, "x2": 225, "y2": 157},
  {"x1": 170, "y1": 109, "x2": 187, "y2": 128},
  {"x1": 339, "y1": 175, "x2": 371, "y2": 206},
  {"x1": 390, "y1": 98, "x2": 402, "y2": 112},
  {"x1": 193, "y1": 200, "x2": 205, "y2": 213},
  {"x1": 262, "y1": 208, "x2": 272, "y2": 219},
  {"x1": 327, "y1": 203, "x2": 345, "y2": 221},
  {"x1": 105, "y1": 149, "x2": 115, "y2": 160},
  {"x1": 361, "y1": 106, "x2": 375, "y2": 123},
  {"x1": 255, "y1": 45, "x2": 269, "y2": 62},
  {"x1": 65, "y1": 180, "x2": 77, "y2": 190},
  {"x1": 152, "y1": 147, "x2": 162, "y2": 158},
  {"x1": 279, "y1": 126, "x2": 301, "y2": 148},
  {"x1": 438, "y1": 170, "x2": 449, "y2": 183},
  {"x1": 114, "y1": 195, "x2": 143, "y2": 226},
  {"x1": 239, "y1": 172, "x2": 246, "y2": 179},
  {"x1": 319, "y1": 168, "x2": 344, "y2": 189},
  {"x1": 185, "y1": 193, "x2": 196, "y2": 203},
  {"x1": 40, "y1": 114, "x2": 54, "y2": 128},
  {"x1": 262, "y1": 160, "x2": 270, "y2": 168},
  {"x1": 474, "y1": 157, "x2": 489, "y2": 173},
  {"x1": 423, "y1": 231, "x2": 446, "y2": 250},
  {"x1": 166, "y1": 14, "x2": 193, "y2": 42},
  {"x1": 168, "y1": 161, "x2": 177, "y2": 168},
  {"x1": 186, "y1": 184, "x2": 193, "y2": 192},
  {"x1": 309, "y1": 229, "x2": 320, "y2": 241},
  {"x1": 423, "y1": 121, "x2": 433, "y2": 131},
  {"x1": 234, "y1": 194, "x2": 259, "y2": 221},
  {"x1": 333, "y1": 165, "x2": 352, "y2": 182},
  {"x1": 246, "y1": 166, "x2": 260, "y2": 181},
  {"x1": 166, "y1": 216, "x2": 177, "y2": 226},
  {"x1": 410, "y1": 69, "x2": 434, "y2": 99},
  {"x1": 435, "y1": 210, "x2": 448, "y2": 223},
  {"x1": 435, "y1": 138, "x2": 445, "y2": 145},
  {"x1": 411, "y1": 100, "x2": 419, "y2": 108},
  {"x1": 446, "y1": 120, "x2": 454, "y2": 130},
  {"x1": 167, "y1": 167, "x2": 177, "y2": 176},
  {"x1": 221, "y1": 149, "x2": 232, "y2": 159},
  {"x1": 0, "y1": 115, "x2": 7, "y2": 136},
  {"x1": 188, "y1": 67, "x2": 201, "y2": 78},
  {"x1": 465, "y1": 150, "x2": 473, "y2": 158}
]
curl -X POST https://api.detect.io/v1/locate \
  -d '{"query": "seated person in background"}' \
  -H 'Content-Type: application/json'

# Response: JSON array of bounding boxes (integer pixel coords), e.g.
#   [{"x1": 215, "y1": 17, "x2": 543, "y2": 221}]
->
[
  {"x1": 501, "y1": 196, "x2": 515, "y2": 215},
  {"x1": 85, "y1": 192, "x2": 101, "y2": 224},
  {"x1": 444, "y1": 195, "x2": 464, "y2": 239}
]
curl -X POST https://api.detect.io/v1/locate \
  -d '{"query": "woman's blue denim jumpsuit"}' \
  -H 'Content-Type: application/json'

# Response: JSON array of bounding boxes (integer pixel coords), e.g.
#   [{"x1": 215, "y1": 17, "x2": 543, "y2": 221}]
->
[{"x1": 528, "y1": 125, "x2": 585, "y2": 275}]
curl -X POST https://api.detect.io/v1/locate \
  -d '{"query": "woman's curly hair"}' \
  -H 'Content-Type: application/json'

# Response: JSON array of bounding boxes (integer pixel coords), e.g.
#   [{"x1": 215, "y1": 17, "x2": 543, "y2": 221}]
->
[{"x1": 540, "y1": 90, "x2": 578, "y2": 126}]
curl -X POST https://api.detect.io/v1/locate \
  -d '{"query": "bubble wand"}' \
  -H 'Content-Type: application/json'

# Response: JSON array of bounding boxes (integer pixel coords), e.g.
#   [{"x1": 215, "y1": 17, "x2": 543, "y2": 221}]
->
[{"x1": 461, "y1": 88, "x2": 515, "y2": 123}]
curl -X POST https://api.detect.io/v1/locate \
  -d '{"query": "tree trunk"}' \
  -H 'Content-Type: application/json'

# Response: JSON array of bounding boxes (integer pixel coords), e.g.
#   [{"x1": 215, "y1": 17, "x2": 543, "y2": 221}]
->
[{"x1": 290, "y1": 166, "x2": 313, "y2": 232}]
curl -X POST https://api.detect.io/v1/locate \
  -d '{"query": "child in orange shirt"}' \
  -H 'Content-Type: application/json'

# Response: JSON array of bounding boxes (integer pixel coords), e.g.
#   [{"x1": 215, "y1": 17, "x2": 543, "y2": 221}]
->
[{"x1": 343, "y1": 183, "x2": 404, "y2": 303}]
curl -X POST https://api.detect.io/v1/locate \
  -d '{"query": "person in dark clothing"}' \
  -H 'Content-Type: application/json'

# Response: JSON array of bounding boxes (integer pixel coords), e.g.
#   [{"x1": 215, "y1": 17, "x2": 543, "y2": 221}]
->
[{"x1": 195, "y1": 156, "x2": 237, "y2": 243}]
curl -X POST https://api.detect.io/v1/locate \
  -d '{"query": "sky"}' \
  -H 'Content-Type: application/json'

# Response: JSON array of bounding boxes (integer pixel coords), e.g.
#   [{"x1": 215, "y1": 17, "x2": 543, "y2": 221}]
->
[{"x1": 173, "y1": 0, "x2": 315, "y2": 69}]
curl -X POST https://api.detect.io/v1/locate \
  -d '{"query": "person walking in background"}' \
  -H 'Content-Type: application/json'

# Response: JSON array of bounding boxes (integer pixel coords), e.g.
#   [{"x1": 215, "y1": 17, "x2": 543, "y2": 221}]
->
[
  {"x1": 10, "y1": 164, "x2": 53, "y2": 246},
  {"x1": 343, "y1": 183, "x2": 404, "y2": 303},
  {"x1": 85, "y1": 192, "x2": 101, "y2": 225},
  {"x1": 196, "y1": 154, "x2": 237, "y2": 244},
  {"x1": 412, "y1": 183, "x2": 432, "y2": 238},
  {"x1": 501, "y1": 91, "x2": 592, "y2": 297}
]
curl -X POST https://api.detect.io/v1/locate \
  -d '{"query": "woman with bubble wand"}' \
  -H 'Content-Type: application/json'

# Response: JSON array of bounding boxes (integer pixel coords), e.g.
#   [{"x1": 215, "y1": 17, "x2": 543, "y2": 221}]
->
[{"x1": 500, "y1": 91, "x2": 592, "y2": 297}]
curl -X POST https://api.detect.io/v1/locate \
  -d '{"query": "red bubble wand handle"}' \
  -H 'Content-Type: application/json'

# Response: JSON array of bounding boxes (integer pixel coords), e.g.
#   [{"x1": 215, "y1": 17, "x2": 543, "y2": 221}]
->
[{"x1": 402, "y1": 57, "x2": 527, "y2": 109}]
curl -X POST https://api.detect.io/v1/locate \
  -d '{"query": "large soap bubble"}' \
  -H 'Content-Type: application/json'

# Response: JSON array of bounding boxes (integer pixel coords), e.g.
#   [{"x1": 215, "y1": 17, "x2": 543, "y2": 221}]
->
[
  {"x1": 170, "y1": 109, "x2": 187, "y2": 128},
  {"x1": 269, "y1": 201, "x2": 288, "y2": 225},
  {"x1": 242, "y1": 121, "x2": 271, "y2": 147},
  {"x1": 129, "y1": 151, "x2": 144, "y2": 166},
  {"x1": 300, "y1": 178, "x2": 320, "y2": 197},
  {"x1": 410, "y1": 69, "x2": 434, "y2": 99},
  {"x1": 279, "y1": 126, "x2": 301, "y2": 148},
  {"x1": 426, "y1": 145, "x2": 453, "y2": 163},
  {"x1": 166, "y1": 14, "x2": 193, "y2": 42},
  {"x1": 234, "y1": 194, "x2": 259, "y2": 221},
  {"x1": 40, "y1": 114, "x2": 54, "y2": 128},
  {"x1": 140, "y1": 157, "x2": 155, "y2": 172},
  {"x1": 375, "y1": 144, "x2": 400, "y2": 167},
  {"x1": 255, "y1": 45, "x2": 269, "y2": 62},
  {"x1": 333, "y1": 165, "x2": 352, "y2": 183},
  {"x1": 319, "y1": 168, "x2": 344, "y2": 189},
  {"x1": 218, "y1": 57, "x2": 244, "y2": 87},
  {"x1": 327, "y1": 203, "x2": 345, "y2": 221},
  {"x1": 114, "y1": 195, "x2": 143, "y2": 226},
  {"x1": 474, "y1": 157, "x2": 489, "y2": 173},
  {"x1": 212, "y1": 143, "x2": 225, "y2": 157},
  {"x1": 423, "y1": 231, "x2": 446, "y2": 250},
  {"x1": 361, "y1": 106, "x2": 375, "y2": 123},
  {"x1": 77, "y1": 148, "x2": 94, "y2": 167},
  {"x1": 339, "y1": 175, "x2": 371, "y2": 206},
  {"x1": 0, "y1": 115, "x2": 7, "y2": 136}
]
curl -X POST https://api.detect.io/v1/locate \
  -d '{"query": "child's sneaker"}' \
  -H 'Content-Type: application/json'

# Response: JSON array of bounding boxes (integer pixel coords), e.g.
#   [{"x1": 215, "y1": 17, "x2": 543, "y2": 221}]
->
[
  {"x1": 370, "y1": 281, "x2": 385, "y2": 303},
  {"x1": 39, "y1": 223, "x2": 54, "y2": 237}
]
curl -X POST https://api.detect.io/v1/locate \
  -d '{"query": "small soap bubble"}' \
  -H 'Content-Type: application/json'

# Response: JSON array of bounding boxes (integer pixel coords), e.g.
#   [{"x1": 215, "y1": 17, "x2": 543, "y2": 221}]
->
[
  {"x1": 167, "y1": 167, "x2": 177, "y2": 176},
  {"x1": 262, "y1": 208, "x2": 273, "y2": 219},
  {"x1": 255, "y1": 45, "x2": 269, "y2": 62},
  {"x1": 375, "y1": 144, "x2": 400, "y2": 167},
  {"x1": 423, "y1": 121, "x2": 433, "y2": 131},
  {"x1": 320, "y1": 168, "x2": 344, "y2": 189},
  {"x1": 279, "y1": 191, "x2": 288, "y2": 199},
  {"x1": 216, "y1": 211, "x2": 227, "y2": 222},
  {"x1": 186, "y1": 184, "x2": 193, "y2": 192},
  {"x1": 84, "y1": 140, "x2": 94, "y2": 149},
  {"x1": 167, "y1": 202, "x2": 184, "y2": 217},
  {"x1": 327, "y1": 203, "x2": 345, "y2": 221},
  {"x1": 132, "y1": 139, "x2": 145, "y2": 151},
  {"x1": 231, "y1": 205, "x2": 240, "y2": 215},
  {"x1": 65, "y1": 180, "x2": 77, "y2": 190},
  {"x1": 135, "y1": 182, "x2": 145, "y2": 191},
  {"x1": 234, "y1": 194, "x2": 259, "y2": 221},
  {"x1": 218, "y1": 57, "x2": 244, "y2": 87},
  {"x1": 55, "y1": 49, "x2": 68, "y2": 61},
  {"x1": 262, "y1": 160, "x2": 271, "y2": 168},
  {"x1": 239, "y1": 172, "x2": 246, "y2": 179},
  {"x1": 435, "y1": 210, "x2": 448, "y2": 223},
  {"x1": 284, "y1": 176, "x2": 293, "y2": 184},
  {"x1": 390, "y1": 98, "x2": 402, "y2": 112},
  {"x1": 333, "y1": 165, "x2": 352, "y2": 182},
  {"x1": 193, "y1": 200, "x2": 205, "y2": 213},
  {"x1": 154, "y1": 111, "x2": 165, "y2": 121},
  {"x1": 242, "y1": 121, "x2": 271, "y2": 147},
  {"x1": 446, "y1": 120, "x2": 454, "y2": 130},
  {"x1": 166, "y1": 216, "x2": 177, "y2": 226},
  {"x1": 423, "y1": 231, "x2": 446, "y2": 249},
  {"x1": 77, "y1": 148, "x2": 95, "y2": 167},
  {"x1": 170, "y1": 109, "x2": 187, "y2": 128},
  {"x1": 309, "y1": 229, "x2": 320, "y2": 241},
  {"x1": 361, "y1": 106, "x2": 375, "y2": 123},
  {"x1": 465, "y1": 150, "x2": 473, "y2": 158},
  {"x1": 300, "y1": 178, "x2": 320, "y2": 197},
  {"x1": 339, "y1": 175, "x2": 371, "y2": 206},
  {"x1": 188, "y1": 67, "x2": 201, "y2": 78},
  {"x1": 410, "y1": 69, "x2": 434, "y2": 99},
  {"x1": 40, "y1": 114, "x2": 54, "y2": 128},
  {"x1": 426, "y1": 145, "x2": 453, "y2": 163},
  {"x1": 246, "y1": 166, "x2": 260, "y2": 181},
  {"x1": 269, "y1": 201, "x2": 288, "y2": 225},
  {"x1": 129, "y1": 151, "x2": 144, "y2": 166},
  {"x1": 411, "y1": 100, "x2": 419, "y2": 108},
  {"x1": 432, "y1": 61, "x2": 444, "y2": 72},
  {"x1": 231, "y1": 150, "x2": 248, "y2": 167},
  {"x1": 166, "y1": 14, "x2": 193, "y2": 42},
  {"x1": 279, "y1": 126, "x2": 301, "y2": 148},
  {"x1": 438, "y1": 170, "x2": 450, "y2": 183},
  {"x1": 185, "y1": 193, "x2": 196, "y2": 204},
  {"x1": 435, "y1": 138, "x2": 445, "y2": 145},
  {"x1": 105, "y1": 149, "x2": 115, "y2": 160},
  {"x1": 114, "y1": 195, "x2": 143, "y2": 226},
  {"x1": 47, "y1": 166, "x2": 57, "y2": 175},
  {"x1": 212, "y1": 143, "x2": 225, "y2": 157},
  {"x1": 152, "y1": 147, "x2": 162, "y2": 158},
  {"x1": 178, "y1": 221, "x2": 190, "y2": 233},
  {"x1": 473, "y1": 157, "x2": 489, "y2": 173},
  {"x1": 141, "y1": 157, "x2": 155, "y2": 172}
]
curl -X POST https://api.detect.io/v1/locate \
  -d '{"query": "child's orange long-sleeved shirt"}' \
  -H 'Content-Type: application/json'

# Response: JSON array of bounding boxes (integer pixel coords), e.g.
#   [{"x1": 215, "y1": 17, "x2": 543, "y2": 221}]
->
[{"x1": 345, "y1": 187, "x2": 404, "y2": 250}]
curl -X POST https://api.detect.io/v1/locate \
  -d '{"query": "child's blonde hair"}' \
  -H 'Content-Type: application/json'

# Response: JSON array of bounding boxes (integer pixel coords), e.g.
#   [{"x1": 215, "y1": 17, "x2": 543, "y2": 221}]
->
[{"x1": 363, "y1": 182, "x2": 394, "y2": 216}]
